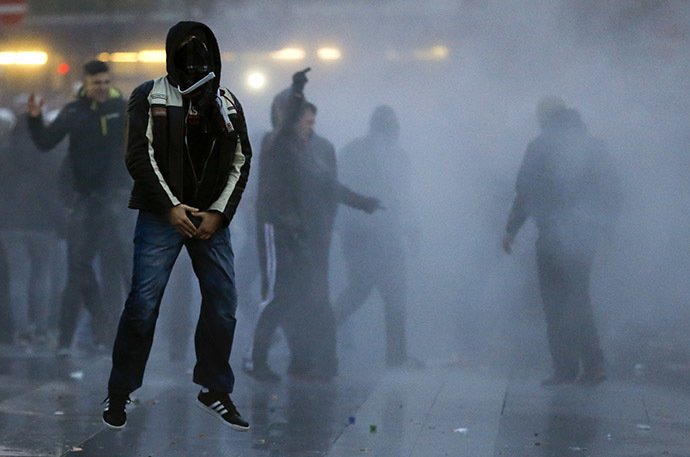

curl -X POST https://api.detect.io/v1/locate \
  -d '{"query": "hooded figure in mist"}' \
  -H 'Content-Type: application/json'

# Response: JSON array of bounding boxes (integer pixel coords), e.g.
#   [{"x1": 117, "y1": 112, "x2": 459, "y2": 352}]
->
[
  {"x1": 503, "y1": 96, "x2": 622, "y2": 386},
  {"x1": 245, "y1": 70, "x2": 381, "y2": 382},
  {"x1": 334, "y1": 105, "x2": 421, "y2": 368},
  {"x1": 103, "y1": 21, "x2": 252, "y2": 432}
]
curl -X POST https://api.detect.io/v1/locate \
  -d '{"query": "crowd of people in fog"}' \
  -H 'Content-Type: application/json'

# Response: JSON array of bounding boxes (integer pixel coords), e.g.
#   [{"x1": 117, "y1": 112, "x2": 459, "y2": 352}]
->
[{"x1": 0, "y1": 18, "x2": 628, "y2": 431}]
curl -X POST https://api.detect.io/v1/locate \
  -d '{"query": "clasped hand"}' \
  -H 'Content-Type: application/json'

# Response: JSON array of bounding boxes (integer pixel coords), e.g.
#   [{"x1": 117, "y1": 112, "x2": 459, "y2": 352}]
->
[{"x1": 167, "y1": 204, "x2": 224, "y2": 240}]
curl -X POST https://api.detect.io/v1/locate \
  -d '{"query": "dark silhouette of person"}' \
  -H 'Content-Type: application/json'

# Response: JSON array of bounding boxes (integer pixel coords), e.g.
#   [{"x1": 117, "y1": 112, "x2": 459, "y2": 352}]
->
[
  {"x1": 245, "y1": 70, "x2": 380, "y2": 382},
  {"x1": 26, "y1": 61, "x2": 130, "y2": 355},
  {"x1": 334, "y1": 105, "x2": 421, "y2": 368},
  {"x1": 103, "y1": 21, "x2": 252, "y2": 431},
  {"x1": 503, "y1": 96, "x2": 622, "y2": 386}
]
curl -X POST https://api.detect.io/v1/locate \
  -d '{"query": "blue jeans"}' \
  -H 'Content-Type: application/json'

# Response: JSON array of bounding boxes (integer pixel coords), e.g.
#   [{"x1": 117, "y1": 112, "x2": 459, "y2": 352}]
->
[{"x1": 108, "y1": 211, "x2": 238, "y2": 395}]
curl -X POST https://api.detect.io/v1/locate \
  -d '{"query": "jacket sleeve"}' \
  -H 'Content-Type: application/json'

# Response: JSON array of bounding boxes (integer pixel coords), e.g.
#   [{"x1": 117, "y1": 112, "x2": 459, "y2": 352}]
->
[
  {"x1": 505, "y1": 145, "x2": 536, "y2": 236},
  {"x1": 26, "y1": 109, "x2": 70, "y2": 151},
  {"x1": 332, "y1": 142, "x2": 374, "y2": 211},
  {"x1": 124, "y1": 81, "x2": 180, "y2": 210},
  {"x1": 337, "y1": 182, "x2": 374, "y2": 210},
  {"x1": 208, "y1": 92, "x2": 252, "y2": 225},
  {"x1": 505, "y1": 195, "x2": 528, "y2": 237},
  {"x1": 274, "y1": 87, "x2": 305, "y2": 142}
]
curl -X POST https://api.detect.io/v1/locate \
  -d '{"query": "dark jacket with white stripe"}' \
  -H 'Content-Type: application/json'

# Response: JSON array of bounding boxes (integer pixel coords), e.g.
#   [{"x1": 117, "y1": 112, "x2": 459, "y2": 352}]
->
[{"x1": 125, "y1": 21, "x2": 251, "y2": 225}]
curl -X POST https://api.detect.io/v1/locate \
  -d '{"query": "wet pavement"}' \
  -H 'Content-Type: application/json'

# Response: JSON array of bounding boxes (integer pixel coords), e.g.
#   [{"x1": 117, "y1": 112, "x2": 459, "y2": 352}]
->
[{"x1": 0, "y1": 344, "x2": 689, "y2": 456}]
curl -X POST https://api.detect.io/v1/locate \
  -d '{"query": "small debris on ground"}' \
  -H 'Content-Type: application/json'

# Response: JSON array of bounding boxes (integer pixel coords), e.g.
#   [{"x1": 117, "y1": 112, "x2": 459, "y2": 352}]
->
[{"x1": 69, "y1": 370, "x2": 84, "y2": 380}]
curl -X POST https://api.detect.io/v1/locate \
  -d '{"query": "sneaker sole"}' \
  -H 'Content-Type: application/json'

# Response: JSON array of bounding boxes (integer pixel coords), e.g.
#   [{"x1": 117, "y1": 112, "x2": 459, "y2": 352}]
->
[
  {"x1": 102, "y1": 417, "x2": 126, "y2": 430},
  {"x1": 196, "y1": 400, "x2": 250, "y2": 432}
]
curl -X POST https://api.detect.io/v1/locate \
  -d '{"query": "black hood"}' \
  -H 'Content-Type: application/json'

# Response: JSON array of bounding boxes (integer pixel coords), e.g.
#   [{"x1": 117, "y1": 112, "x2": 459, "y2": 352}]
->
[
  {"x1": 165, "y1": 21, "x2": 222, "y2": 93},
  {"x1": 369, "y1": 105, "x2": 399, "y2": 139}
]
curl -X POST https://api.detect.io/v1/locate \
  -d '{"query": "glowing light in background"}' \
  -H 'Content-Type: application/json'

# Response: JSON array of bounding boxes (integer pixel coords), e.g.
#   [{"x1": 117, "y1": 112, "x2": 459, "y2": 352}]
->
[
  {"x1": 137, "y1": 50, "x2": 166, "y2": 63},
  {"x1": 109, "y1": 52, "x2": 138, "y2": 63},
  {"x1": 317, "y1": 47, "x2": 342, "y2": 61},
  {"x1": 270, "y1": 48, "x2": 306, "y2": 60},
  {"x1": 414, "y1": 45, "x2": 450, "y2": 61},
  {"x1": 57, "y1": 62, "x2": 70, "y2": 74},
  {"x1": 0, "y1": 52, "x2": 48, "y2": 65},
  {"x1": 246, "y1": 71, "x2": 267, "y2": 91}
]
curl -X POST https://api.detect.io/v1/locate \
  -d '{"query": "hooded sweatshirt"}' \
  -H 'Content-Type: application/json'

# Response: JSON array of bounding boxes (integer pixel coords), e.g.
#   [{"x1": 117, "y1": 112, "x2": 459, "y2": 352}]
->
[
  {"x1": 505, "y1": 109, "x2": 622, "y2": 238},
  {"x1": 125, "y1": 21, "x2": 251, "y2": 225}
]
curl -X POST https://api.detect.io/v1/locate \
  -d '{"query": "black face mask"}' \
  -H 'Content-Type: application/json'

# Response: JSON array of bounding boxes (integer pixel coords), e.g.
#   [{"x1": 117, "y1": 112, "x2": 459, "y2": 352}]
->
[{"x1": 174, "y1": 36, "x2": 212, "y2": 92}]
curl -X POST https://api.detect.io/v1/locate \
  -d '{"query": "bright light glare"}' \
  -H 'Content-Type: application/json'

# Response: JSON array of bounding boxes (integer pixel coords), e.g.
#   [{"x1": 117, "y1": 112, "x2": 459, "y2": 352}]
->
[
  {"x1": 110, "y1": 52, "x2": 138, "y2": 63},
  {"x1": 414, "y1": 45, "x2": 450, "y2": 61},
  {"x1": 270, "y1": 48, "x2": 306, "y2": 60},
  {"x1": 0, "y1": 52, "x2": 48, "y2": 65},
  {"x1": 247, "y1": 72, "x2": 267, "y2": 91},
  {"x1": 138, "y1": 50, "x2": 166, "y2": 63},
  {"x1": 430, "y1": 45, "x2": 450, "y2": 59},
  {"x1": 317, "y1": 47, "x2": 342, "y2": 61},
  {"x1": 98, "y1": 52, "x2": 111, "y2": 62}
]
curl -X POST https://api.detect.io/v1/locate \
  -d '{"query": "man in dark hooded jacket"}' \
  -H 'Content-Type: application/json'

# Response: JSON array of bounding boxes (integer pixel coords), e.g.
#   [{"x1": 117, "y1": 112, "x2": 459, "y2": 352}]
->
[
  {"x1": 503, "y1": 97, "x2": 622, "y2": 386},
  {"x1": 103, "y1": 21, "x2": 251, "y2": 431},
  {"x1": 26, "y1": 60, "x2": 130, "y2": 354},
  {"x1": 334, "y1": 105, "x2": 420, "y2": 368},
  {"x1": 245, "y1": 70, "x2": 380, "y2": 382}
]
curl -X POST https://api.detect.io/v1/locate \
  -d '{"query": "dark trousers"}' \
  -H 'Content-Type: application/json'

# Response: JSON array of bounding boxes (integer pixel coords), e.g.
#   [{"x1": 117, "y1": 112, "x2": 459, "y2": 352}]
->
[
  {"x1": 334, "y1": 235, "x2": 408, "y2": 365},
  {"x1": 58, "y1": 195, "x2": 130, "y2": 348},
  {"x1": 536, "y1": 234, "x2": 604, "y2": 378},
  {"x1": 108, "y1": 211, "x2": 239, "y2": 395},
  {"x1": 251, "y1": 223, "x2": 337, "y2": 377}
]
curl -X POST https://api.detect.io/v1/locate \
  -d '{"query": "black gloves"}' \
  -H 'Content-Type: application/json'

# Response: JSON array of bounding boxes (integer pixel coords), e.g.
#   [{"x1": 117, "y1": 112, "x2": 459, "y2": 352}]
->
[{"x1": 292, "y1": 67, "x2": 311, "y2": 95}]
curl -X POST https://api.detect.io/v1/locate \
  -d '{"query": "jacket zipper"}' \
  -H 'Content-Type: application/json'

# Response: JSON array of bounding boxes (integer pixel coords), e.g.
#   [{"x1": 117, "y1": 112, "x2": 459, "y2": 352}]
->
[{"x1": 183, "y1": 106, "x2": 219, "y2": 203}]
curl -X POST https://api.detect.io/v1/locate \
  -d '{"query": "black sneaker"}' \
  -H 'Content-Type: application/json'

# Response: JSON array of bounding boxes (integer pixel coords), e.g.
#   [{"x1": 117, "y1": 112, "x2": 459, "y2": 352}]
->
[
  {"x1": 196, "y1": 389, "x2": 249, "y2": 431},
  {"x1": 102, "y1": 394, "x2": 131, "y2": 430}
]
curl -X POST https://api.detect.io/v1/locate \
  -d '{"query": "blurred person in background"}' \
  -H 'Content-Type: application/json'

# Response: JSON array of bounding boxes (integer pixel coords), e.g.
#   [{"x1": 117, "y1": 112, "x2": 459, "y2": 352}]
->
[
  {"x1": 0, "y1": 108, "x2": 16, "y2": 344},
  {"x1": 0, "y1": 98, "x2": 65, "y2": 347},
  {"x1": 502, "y1": 96, "x2": 622, "y2": 386},
  {"x1": 26, "y1": 60, "x2": 130, "y2": 356},
  {"x1": 334, "y1": 105, "x2": 422, "y2": 369},
  {"x1": 103, "y1": 21, "x2": 252, "y2": 431},
  {"x1": 244, "y1": 69, "x2": 381, "y2": 383}
]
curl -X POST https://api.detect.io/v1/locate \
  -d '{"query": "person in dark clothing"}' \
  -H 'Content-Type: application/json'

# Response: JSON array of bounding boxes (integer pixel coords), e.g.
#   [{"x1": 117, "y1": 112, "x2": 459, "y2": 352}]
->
[
  {"x1": 334, "y1": 105, "x2": 421, "y2": 368},
  {"x1": 245, "y1": 70, "x2": 381, "y2": 382},
  {"x1": 0, "y1": 109, "x2": 16, "y2": 344},
  {"x1": 502, "y1": 97, "x2": 622, "y2": 386},
  {"x1": 26, "y1": 61, "x2": 130, "y2": 355},
  {"x1": 0, "y1": 102, "x2": 64, "y2": 346},
  {"x1": 103, "y1": 21, "x2": 252, "y2": 432}
]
